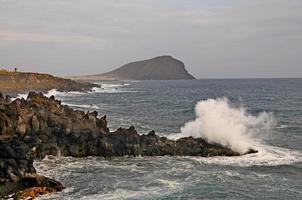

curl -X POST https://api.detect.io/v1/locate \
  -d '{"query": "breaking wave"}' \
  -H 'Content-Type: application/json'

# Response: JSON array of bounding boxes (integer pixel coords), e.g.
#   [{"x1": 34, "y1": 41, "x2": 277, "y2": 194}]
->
[
  {"x1": 13, "y1": 82, "x2": 133, "y2": 100},
  {"x1": 171, "y1": 98, "x2": 275, "y2": 154},
  {"x1": 13, "y1": 89, "x2": 85, "y2": 100},
  {"x1": 63, "y1": 103, "x2": 100, "y2": 109},
  {"x1": 191, "y1": 142, "x2": 302, "y2": 167},
  {"x1": 91, "y1": 82, "x2": 135, "y2": 93}
]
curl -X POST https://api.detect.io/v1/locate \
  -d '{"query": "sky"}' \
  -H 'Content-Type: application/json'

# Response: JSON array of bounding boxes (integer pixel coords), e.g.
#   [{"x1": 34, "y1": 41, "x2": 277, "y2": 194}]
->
[{"x1": 0, "y1": 0, "x2": 301, "y2": 78}]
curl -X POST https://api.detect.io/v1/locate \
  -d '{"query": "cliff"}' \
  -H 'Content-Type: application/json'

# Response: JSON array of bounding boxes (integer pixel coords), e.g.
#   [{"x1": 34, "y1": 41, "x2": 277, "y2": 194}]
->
[
  {"x1": 72, "y1": 56, "x2": 195, "y2": 81},
  {"x1": 0, "y1": 70, "x2": 96, "y2": 96}
]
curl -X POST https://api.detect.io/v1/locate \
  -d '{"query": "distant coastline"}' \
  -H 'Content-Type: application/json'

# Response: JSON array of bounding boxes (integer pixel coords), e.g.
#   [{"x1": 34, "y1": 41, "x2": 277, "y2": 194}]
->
[{"x1": 0, "y1": 69, "x2": 96, "y2": 96}]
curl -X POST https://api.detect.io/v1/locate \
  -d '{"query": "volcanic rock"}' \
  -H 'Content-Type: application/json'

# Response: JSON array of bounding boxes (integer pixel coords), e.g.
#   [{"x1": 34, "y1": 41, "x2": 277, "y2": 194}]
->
[{"x1": 0, "y1": 92, "x2": 257, "y2": 198}]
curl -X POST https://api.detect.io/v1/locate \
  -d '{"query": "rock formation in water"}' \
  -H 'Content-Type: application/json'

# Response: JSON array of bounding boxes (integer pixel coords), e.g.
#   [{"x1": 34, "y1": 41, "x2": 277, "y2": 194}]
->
[
  {"x1": 0, "y1": 92, "x2": 257, "y2": 198},
  {"x1": 0, "y1": 139, "x2": 64, "y2": 199},
  {"x1": 71, "y1": 56, "x2": 195, "y2": 80},
  {"x1": 0, "y1": 70, "x2": 97, "y2": 96}
]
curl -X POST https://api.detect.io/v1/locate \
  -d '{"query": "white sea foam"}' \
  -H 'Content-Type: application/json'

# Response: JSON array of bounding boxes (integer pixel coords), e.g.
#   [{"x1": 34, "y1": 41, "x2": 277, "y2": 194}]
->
[
  {"x1": 13, "y1": 89, "x2": 86, "y2": 101},
  {"x1": 156, "y1": 179, "x2": 180, "y2": 189},
  {"x1": 79, "y1": 188, "x2": 161, "y2": 200},
  {"x1": 101, "y1": 83, "x2": 124, "y2": 88},
  {"x1": 75, "y1": 180, "x2": 182, "y2": 200},
  {"x1": 13, "y1": 82, "x2": 133, "y2": 102},
  {"x1": 275, "y1": 124, "x2": 289, "y2": 129},
  {"x1": 44, "y1": 89, "x2": 61, "y2": 97},
  {"x1": 224, "y1": 170, "x2": 240, "y2": 177},
  {"x1": 90, "y1": 86, "x2": 120, "y2": 93},
  {"x1": 11, "y1": 92, "x2": 29, "y2": 101},
  {"x1": 89, "y1": 82, "x2": 134, "y2": 94},
  {"x1": 45, "y1": 89, "x2": 87, "y2": 97},
  {"x1": 16, "y1": 93, "x2": 29, "y2": 99},
  {"x1": 63, "y1": 103, "x2": 100, "y2": 109},
  {"x1": 191, "y1": 142, "x2": 302, "y2": 167},
  {"x1": 171, "y1": 98, "x2": 274, "y2": 154},
  {"x1": 11, "y1": 90, "x2": 101, "y2": 115}
]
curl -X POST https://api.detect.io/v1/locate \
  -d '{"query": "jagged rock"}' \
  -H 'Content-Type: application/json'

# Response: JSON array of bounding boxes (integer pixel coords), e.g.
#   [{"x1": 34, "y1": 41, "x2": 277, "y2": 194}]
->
[
  {"x1": 13, "y1": 174, "x2": 64, "y2": 200},
  {"x1": 31, "y1": 115, "x2": 40, "y2": 133},
  {"x1": 0, "y1": 91, "x2": 258, "y2": 198},
  {"x1": 0, "y1": 139, "x2": 62, "y2": 199},
  {"x1": 16, "y1": 116, "x2": 27, "y2": 136},
  {"x1": 0, "y1": 91, "x2": 257, "y2": 159}
]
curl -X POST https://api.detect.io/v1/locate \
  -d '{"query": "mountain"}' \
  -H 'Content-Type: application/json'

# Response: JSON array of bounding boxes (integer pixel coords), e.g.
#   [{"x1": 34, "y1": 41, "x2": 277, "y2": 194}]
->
[
  {"x1": 0, "y1": 70, "x2": 96, "y2": 96},
  {"x1": 72, "y1": 56, "x2": 195, "y2": 80}
]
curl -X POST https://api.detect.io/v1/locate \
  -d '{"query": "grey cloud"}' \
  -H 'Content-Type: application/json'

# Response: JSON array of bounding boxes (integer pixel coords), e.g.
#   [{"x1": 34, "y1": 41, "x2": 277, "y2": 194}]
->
[{"x1": 0, "y1": 0, "x2": 301, "y2": 78}]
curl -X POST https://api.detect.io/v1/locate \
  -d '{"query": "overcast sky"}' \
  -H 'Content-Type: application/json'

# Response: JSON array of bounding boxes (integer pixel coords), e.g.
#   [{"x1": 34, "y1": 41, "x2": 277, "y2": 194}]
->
[{"x1": 0, "y1": 0, "x2": 301, "y2": 78}]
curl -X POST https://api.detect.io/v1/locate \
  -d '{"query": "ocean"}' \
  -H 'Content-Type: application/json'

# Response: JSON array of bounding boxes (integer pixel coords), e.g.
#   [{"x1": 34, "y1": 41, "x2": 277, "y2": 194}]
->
[{"x1": 31, "y1": 79, "x2": 302, "y2": 199}]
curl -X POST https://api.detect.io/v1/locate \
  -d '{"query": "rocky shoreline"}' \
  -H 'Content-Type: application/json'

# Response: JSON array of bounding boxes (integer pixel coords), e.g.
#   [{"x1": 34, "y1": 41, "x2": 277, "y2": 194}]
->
[
  {"x1": 0, "y1": 92, "x2": 257, "y2": 199},
  {"x1": 0, "y1": 71, "x2": 97, "y2": 97}
]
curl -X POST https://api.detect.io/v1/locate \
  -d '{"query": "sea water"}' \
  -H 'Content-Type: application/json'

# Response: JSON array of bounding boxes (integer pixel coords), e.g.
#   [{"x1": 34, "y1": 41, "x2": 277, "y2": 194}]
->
[{"x1": 34, "y1": 79, "x2": 302, "y2": 199}]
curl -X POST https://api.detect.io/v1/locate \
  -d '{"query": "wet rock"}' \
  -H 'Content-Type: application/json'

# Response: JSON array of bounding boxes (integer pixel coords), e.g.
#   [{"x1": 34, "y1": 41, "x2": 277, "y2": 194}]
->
[
  {"x1": 0, "y1": 91, "x2": 258, "y2": 199},
  {"x1": 99, "y1": 126, "x2": 142, "y2": 157},
  {"x1": 0, "y1": 140, "x2": 35, "y2": 183},
  {"x1": 148, "y1": 130, "x2": 156, "y2": 136},
  {"x1": 21, "y1": 174, "x2": 64, "y2": 191},
  {"x1": 30, "y1": 115, "x2": 40, "y2": 133},
  {"x1": 16, "y1": 117, "x2": 27, "y2": 136},
  {"x1": 245, "y1": 148, "x2": 258, "y2": 154},
  {"x1": 14, "y1": 187, "x2": 55, "y2": 200},
  {"x1": 13, "y1": 174, "x2": 64, "y2": 200},
  {"x1": 0, "y1": 92, "x2": 257, "y2": 159}
]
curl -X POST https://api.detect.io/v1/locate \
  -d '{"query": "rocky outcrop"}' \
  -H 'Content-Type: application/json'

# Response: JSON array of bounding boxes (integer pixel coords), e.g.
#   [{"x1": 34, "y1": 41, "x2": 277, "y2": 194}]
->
[
  {"x1": 99, "y1": 128, "x2": 246, "y2": 157},
  {"x1": 0, "y1": 139, "x2": 63, "y2": 199},
  {"x1": 0, "y1": 92, "x2": 256, "y2": 158},
  {"x1": 0, "y1": 70, "x2": 97, "y2": 96},
  {"x1": 71, "y1": 56, "x2": 196, "y2": 81},
  {"x1": 0, "y1": 92, "x2": 257, "y2": 198}
]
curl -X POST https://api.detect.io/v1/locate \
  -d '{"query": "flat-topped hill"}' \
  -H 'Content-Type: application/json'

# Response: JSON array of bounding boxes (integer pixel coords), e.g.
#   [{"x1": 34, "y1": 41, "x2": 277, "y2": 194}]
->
[
  {"x1": 72, "y1": 56, "x2": 195, "y2": 81},
  {"x1": 0, "y1": 70, "x2": 96, "y2": 95}
]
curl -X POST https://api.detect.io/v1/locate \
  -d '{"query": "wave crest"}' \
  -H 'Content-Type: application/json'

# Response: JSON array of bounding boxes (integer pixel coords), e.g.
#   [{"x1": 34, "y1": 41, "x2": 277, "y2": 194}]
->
[{"x1": 179, "y1": 98, "x2": 274, "y2": 154}]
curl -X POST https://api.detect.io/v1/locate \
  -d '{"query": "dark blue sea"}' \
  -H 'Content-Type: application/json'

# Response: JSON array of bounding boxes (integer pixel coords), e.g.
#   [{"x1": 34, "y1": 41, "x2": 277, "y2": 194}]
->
[{"x1": 30, "y1": 79, "x2": 302, "y2": 199}]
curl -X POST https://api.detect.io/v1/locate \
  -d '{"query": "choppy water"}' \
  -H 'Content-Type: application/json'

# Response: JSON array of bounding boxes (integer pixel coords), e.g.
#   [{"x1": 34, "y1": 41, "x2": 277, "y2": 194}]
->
[{"x1": 33, "y1": 79, "x2": 302, "y2": 199}]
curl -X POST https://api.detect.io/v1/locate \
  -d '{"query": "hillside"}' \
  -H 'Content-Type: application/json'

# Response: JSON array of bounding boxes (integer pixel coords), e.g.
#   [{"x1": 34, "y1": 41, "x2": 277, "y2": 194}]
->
[
  {"x1": 0, "y1": 70, "x2": 96, "y2": 96},
  {"x1": 72, "y1": 56, "x2": 195, "y2": 81}
]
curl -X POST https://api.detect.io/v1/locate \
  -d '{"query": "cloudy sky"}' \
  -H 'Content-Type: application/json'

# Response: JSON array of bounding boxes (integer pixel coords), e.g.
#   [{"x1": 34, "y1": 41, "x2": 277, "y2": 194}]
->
[{"x1": 0, "y1": 0, "x2": 301, "y2": 78}]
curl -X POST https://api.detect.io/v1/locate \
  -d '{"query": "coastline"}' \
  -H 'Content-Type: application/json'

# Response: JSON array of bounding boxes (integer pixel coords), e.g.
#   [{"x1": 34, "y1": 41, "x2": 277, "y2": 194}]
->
[
  {"x1": 0, "y1": 71, "x2": 97, "y2": 97},
  {"x1": 0, "y1": 91, "x2": 257, "y2": 199}
]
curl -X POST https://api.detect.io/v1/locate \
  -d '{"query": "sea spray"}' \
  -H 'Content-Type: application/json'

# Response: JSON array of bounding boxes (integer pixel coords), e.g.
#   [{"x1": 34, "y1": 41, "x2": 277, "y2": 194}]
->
[
  {"x1": 179, "y1": 98, "x2": 274, "y2": 154},
  {"x1": 14, "y1": 89, "x2": 67, "y2": 100}
]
